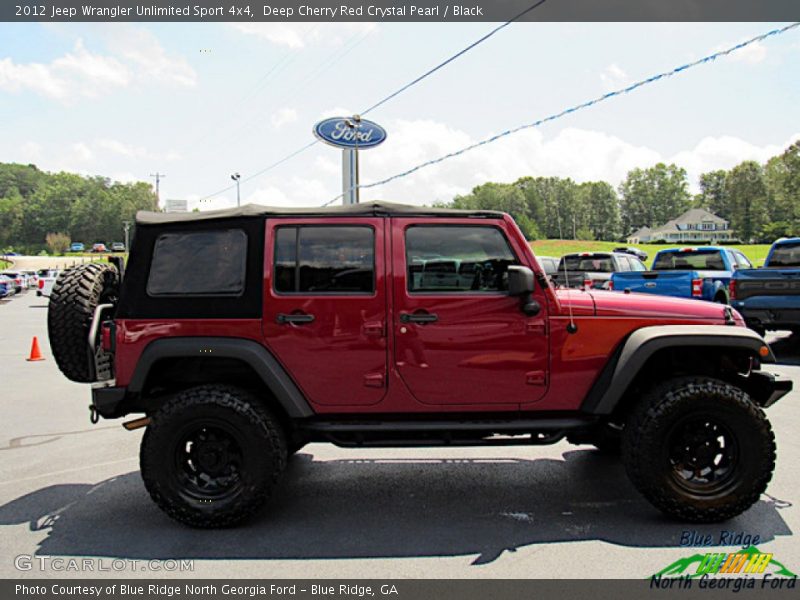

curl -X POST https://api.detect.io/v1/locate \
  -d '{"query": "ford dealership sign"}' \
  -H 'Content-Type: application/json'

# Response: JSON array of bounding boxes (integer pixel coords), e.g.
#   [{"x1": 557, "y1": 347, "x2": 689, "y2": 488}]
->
[{"x1": 314, "y1": 117, "x2": 387, "y2": 149}]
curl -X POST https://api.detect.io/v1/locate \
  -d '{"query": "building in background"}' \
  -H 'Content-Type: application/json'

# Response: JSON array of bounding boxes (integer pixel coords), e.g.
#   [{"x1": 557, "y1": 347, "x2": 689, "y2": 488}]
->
[
  {"x1": 164, "y1": 199, "x2": 188, "y2": 213},
  {"x1": 626, "y1": 209, "x2": 735, "y2": 244}
]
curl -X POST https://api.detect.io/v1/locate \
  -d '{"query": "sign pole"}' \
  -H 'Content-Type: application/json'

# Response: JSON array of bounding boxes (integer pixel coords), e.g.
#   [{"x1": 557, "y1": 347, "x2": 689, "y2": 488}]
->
[{"x1": 342, "y1": 148, "x2": 360, "y2": 205}]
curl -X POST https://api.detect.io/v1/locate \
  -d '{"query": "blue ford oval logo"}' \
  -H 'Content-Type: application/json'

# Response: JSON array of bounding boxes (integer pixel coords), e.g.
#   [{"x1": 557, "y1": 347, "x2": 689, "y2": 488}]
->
[{"x1": 313, "y1": 116, "x2": 387, "y2": 149}]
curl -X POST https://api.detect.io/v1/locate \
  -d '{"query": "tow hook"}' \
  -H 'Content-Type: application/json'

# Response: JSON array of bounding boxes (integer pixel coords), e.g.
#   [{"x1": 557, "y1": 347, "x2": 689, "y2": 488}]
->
[{"x1": 89, "y1": 405, "x2": 99, "y2": 424}]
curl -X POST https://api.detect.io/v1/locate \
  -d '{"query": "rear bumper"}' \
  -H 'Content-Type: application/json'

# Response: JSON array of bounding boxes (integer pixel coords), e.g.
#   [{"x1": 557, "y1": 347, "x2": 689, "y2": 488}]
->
[
  {"x1": 91, "y1": 384, "x2": 127, "y2": 418},
  {"x1": 733, "y1": 306, "x2": 800, "y2": 329}
]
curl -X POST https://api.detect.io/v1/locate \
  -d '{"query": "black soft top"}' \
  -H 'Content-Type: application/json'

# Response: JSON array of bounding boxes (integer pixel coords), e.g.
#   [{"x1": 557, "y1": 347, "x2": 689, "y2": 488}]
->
[{"x1": 136, "y1": 201, "x2": 504, "y2": 225}]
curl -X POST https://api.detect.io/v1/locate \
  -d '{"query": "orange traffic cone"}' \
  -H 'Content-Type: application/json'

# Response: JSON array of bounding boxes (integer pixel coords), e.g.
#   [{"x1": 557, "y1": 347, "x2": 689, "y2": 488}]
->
[{"x1": 26, "y1": 336, "x2": 44, "y2": 362}]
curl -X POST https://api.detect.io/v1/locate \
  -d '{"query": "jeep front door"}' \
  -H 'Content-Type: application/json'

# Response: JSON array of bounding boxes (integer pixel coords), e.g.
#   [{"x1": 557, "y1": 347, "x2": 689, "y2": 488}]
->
[{"x1": 392, "y1": 219, "x2": 549, "y2": 406}]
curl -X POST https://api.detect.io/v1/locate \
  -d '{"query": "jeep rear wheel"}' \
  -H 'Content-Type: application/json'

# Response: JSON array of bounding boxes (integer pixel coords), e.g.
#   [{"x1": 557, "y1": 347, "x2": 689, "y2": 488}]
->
[
  {"x1": 47, "y1": 262, "x2": 118, "y2": 382},
  {"x1": 622, "y1": 376, "x2": 775, "y2": 523},
  {"x1": 140, "y1": 385, "x2": 287, "y2": 528}
]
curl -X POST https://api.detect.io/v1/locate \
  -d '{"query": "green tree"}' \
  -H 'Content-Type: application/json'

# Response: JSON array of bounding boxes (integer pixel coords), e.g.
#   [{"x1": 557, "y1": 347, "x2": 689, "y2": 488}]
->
[
  {"x1": 697, "y1": 170, "x2": 730, "y2": 220},
  {"x1": 578, "y1": 181, "x2": 621, "y2": 241},
  {"x1": 619, "y1": 163, "x2": 691, "y2": 233},
  {"x1": 726, "y1": 161, "x2": 769, "y2": 243}
]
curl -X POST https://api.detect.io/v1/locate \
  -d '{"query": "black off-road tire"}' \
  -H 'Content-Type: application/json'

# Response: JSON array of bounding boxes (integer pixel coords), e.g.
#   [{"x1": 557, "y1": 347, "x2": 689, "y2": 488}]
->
[
  {"x1": 140, "y1": 385, "x2": 287, "y2": 528},
  {"x1": 47, "y1": 262, "x2": 118, "y2": 382},
  {"x1": 622, "y1": 376, "x2": 775, "y2": 523}
]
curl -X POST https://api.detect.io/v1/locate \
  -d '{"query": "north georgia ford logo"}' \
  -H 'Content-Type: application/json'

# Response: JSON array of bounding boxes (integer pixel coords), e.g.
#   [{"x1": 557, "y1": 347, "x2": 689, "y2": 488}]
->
[{"x1": 313, "y1": 117, "x2": 387, "y2": 149}]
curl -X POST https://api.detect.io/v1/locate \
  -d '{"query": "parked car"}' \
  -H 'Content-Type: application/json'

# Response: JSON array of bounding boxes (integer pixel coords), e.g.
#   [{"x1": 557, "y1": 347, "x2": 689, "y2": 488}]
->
[
  {"x1": 37, "y1": 269, "x2": 61, "y2": 298},
  {"x1": 0, "y1": 275, "x2": 16, "y2": 297},
  {"x1": 611, "y1": 246, "x2": 751, "y2": 303},
  {"x1": 21, "y1": 270, "x2": 38, "y2": 289},
  {"x1": 613, "y1": 246, "x2": 649, "y2": 262},
  {"x1": 535, "y1": 255, "x2": 559, "y2": 277},
  {"x1": 1, "y1": 272, "x2": 24, "y2": 294},
  {"x1": 70, "y1": 242, "x2": 85, "y2": 252},
  {"x1": 45, "y1": 202, "x2": 789, "y2": 527},
  {"x1": 0, "y1": 278, "x2": 9, "y2": 299},
  {"x1": 91, "y1": 243, "x2": 108, "y2": 253},
  {"x1": 111, "y1": 242, "x2": 126, "y2": 252},
  {"x1": 553, "y1": 252, "x2": 647, "y2": 289},
  {"x1": 731, "y1": 237, "x2": 800, "y2": 336}
]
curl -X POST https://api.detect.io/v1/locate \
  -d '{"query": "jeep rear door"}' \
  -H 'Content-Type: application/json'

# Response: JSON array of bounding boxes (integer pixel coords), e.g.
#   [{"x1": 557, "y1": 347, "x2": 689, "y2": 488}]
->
[
  {"x1": 262, "y1": 218, "x2": 388, "y2": 407},
  {"x1": 391, "y1": 218, "x2": 549, "y2": 406}
]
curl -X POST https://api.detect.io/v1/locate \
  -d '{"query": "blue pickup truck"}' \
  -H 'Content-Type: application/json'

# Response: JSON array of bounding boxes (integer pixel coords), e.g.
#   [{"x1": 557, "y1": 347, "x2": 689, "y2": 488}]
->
[
  {"x1": 610, "y1": 246, "x2": 754, "y2": 303},
  {"x1": 731, "y1": 237, "x2": 800, "y2": 336}
]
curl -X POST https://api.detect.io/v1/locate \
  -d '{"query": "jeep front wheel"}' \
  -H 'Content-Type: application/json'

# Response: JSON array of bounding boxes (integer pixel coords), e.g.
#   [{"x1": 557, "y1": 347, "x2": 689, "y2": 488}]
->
[
  {"x1": 140, "y1": 385, "x2": 287, "y2": 528},
  {"x1": 622, "y1": 376, "x2": 775, "y2": 523}
]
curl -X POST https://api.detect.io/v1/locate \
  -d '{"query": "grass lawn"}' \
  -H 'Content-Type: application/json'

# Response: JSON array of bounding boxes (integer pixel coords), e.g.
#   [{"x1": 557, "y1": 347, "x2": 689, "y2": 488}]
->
[
  {"x1": 0, "y1": 259, "x2": 10, "y2": 270},
  {"x1": 529, "y1": 240, "x2": 773, "y2": 267}
]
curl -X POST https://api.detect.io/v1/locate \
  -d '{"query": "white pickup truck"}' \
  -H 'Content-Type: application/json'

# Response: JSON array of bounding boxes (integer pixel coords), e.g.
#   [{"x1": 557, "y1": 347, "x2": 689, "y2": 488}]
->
[{"x1": 36, "y1": 269, "x2": 60, "y2": 298}]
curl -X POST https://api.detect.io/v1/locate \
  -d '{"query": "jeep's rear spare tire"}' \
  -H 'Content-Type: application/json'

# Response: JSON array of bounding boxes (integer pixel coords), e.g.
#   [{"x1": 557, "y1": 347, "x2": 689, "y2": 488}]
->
[
  {"x1": 140, "y1": 385, "x2": 288, "y2": 528},
  {"x1": 47, "y1": 262, "x2": 119, "y2": 383},
  {"x1": 622, "y1": 376, "x2": 775, "y2": 523}
]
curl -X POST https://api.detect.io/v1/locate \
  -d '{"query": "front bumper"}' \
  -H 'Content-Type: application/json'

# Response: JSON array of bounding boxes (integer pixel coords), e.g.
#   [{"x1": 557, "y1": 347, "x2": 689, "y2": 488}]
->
[{"x1": 747, "y1": 371, "x2": 792, "y2": 408}]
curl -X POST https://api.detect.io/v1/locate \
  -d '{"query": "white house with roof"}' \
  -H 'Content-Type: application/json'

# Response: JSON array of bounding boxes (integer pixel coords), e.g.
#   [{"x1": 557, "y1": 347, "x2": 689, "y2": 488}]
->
[{"x1": 626, "y1": 208, "x2": 734, "y2": 244}]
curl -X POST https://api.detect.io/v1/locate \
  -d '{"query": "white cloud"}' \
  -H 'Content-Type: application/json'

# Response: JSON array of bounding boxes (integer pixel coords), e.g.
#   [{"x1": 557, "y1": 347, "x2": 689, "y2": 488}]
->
[
  {"x1": 94, "y1": 138, "x2": 182, "y2": 161},
  {"x1": 270, "y1": 108, "x2": 298, "y2": 129},
  {"x1": 105, "y1": 27, "x2": 196, "y2": 87},
  {"x1": 71, "y1": 142, "x2": 94, "y2": 163},
  {"x1": 719, "y1": 40, "x2": 768, "y2": 65},
  {"x1": 231, "y1": 23, "x2": 377, "y2": 49},
  {"x1": 0, "y1": 28, "x2": 195, "y2": 102},
  {"x1": 599, "y1": 63, "x2": 630, "y2": 92},
  {"x1": 0, "y1": 39, "x2": 130, "y2": 100},
  {"x1": 669, "y1": 134, "x2": 800, "y2": 180}
]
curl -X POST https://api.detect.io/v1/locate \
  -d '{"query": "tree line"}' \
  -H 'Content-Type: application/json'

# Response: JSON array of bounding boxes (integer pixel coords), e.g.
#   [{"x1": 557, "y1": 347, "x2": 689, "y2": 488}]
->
[
  {"x1": 0, "y1": 163, "x2": 157, "y2": 253},
  {"x1": 442, "y1": 141, "x2": 800, "y2": 242}
]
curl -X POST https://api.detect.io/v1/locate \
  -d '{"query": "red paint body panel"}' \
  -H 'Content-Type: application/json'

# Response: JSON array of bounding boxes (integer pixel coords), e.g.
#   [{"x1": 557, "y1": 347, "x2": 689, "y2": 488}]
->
[{"x1": 113, "y1": 212, "x2": 734, "y2": 415}]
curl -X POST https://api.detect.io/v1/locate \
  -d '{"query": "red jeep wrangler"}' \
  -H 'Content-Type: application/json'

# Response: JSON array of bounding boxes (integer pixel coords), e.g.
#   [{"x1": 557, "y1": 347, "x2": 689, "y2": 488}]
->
[{"x1": 47, "y1": 202, "x2": 789, "y2": 527}]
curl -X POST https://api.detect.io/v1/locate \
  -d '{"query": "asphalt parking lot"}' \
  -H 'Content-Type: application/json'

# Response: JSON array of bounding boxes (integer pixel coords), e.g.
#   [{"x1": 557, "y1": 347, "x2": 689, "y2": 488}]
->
[{"x1": 0, "y1": 286, "x2": 798, "y2": 579}]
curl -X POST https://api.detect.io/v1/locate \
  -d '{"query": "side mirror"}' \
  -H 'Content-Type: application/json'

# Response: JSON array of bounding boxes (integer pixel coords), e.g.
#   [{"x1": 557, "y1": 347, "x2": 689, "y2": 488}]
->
[{"x1": 507, "y1": 266, "x2": 535, "y2": 296}]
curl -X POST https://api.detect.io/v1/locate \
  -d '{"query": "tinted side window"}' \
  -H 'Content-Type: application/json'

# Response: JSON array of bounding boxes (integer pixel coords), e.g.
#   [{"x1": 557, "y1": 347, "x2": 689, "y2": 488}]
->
[
  {"x1": 147, "y1": 229, "x2": 247, "y2": 297},
  {"x1": 616, "y1": 256, "x2": 631, "y2": 272},
  {"x1": 630, "y1": 258, "x2": 647, "y2": 271},
  {"x1": 734, "y1": 251, "x2": 752, "y2": 269},
  {"x1": 274, "y1": 226, "x2": 374, "y2": 294},
  {"x1": 406, "y1": 226, "x2": 517, "y2": 293}
]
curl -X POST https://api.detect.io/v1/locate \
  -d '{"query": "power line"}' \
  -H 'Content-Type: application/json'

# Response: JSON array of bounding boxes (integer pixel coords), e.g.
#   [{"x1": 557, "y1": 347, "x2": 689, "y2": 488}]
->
[
  {"x1": 323, "y1": 21, "x2": 800, "y2": 207},
  {"x1": 361, "y1": 0, "x2": 549, "y2": 116},
  {"x1": 198, "y1": 1, "x2": 549, "y2": 202}
]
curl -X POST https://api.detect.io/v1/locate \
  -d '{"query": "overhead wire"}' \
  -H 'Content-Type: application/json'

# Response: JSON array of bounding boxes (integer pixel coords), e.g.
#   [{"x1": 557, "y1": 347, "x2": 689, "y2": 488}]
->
[
  {"x1": 322, "y1": 21, "x2": 800, "y2": 207},
  {"x1": 198, "y1": 0, "x2": 550, "y2": 202}
]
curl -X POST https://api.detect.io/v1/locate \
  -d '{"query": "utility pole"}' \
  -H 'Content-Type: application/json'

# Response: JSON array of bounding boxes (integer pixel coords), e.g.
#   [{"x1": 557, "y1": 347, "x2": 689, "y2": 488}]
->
[
  {"x1": 123, "y1": 221, "x2": 132, "y2": 251},
  {"x1": 231, "y1": 172, "x2": 241, "y2": 207},
  {"x1": 150, "y1": 172, "x2": 165, "y2": 211}
]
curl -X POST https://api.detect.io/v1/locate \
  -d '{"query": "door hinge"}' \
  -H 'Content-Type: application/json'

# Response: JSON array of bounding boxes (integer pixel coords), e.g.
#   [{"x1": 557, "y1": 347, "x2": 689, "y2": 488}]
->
[
  {"x1": 363, "y1": 372, "x2": 385, "y2": 388},
  {"x1": 526, "y1": 322, "x2": 547, "y2": 335},
  {"x1": 526, "y1": 371, "x2": 547, "y2": 386}
]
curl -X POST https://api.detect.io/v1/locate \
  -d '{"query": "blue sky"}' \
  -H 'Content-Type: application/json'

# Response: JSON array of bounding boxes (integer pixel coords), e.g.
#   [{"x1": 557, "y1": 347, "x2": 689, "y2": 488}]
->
[{"x1": 0, "y1": 21, "x2": 798, "y2": 209}]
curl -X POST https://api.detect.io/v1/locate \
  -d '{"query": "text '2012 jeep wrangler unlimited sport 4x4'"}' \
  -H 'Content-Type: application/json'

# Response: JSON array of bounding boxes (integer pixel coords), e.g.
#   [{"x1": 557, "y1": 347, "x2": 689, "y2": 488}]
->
[{"x1": 47, "y1": 202, "x2": 790, "y2": 527}]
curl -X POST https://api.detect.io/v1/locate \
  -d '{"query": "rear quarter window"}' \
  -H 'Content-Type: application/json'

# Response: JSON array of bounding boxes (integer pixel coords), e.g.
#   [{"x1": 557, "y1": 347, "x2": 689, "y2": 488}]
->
[{"x1": 147, "y1": 229, "x2": 247, "y2": 297}]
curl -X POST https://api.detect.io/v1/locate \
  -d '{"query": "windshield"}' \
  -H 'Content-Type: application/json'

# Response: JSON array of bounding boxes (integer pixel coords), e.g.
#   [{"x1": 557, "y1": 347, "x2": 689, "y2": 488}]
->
[
  {"x1": 653, "y1": 250, "x2": 727, "y2": 271},
  {"x1": 558, "y1": 254, "x2": 614, "y2": 273},
  {"x1": 768, "y1": 242, "x2": 800, "y2": 267}
]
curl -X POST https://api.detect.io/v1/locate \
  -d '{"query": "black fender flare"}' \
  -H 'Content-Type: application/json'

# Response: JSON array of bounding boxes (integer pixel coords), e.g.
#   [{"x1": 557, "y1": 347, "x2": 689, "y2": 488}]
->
[
  {"x1": 127, "y1": 337, "x2": 314, "y2": 418},
  {"x1": 581, "y1": 325, "x2": 773, "y2": 415}
]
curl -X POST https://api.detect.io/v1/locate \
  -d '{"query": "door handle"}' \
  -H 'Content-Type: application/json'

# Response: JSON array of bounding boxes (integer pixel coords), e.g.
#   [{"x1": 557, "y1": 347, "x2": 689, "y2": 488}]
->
[
  {"x1": 400, "y1": 312, "x2": 438, "y2": 324},
  {"x1": 276, "y1": 313, "x2": 315, "y2": 325}
]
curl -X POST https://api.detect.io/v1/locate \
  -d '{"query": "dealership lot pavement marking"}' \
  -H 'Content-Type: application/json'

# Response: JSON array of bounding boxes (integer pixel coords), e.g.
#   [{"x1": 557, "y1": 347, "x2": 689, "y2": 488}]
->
[{"x1": 0, "y1": 292, "x2": 797, "y2": 578}]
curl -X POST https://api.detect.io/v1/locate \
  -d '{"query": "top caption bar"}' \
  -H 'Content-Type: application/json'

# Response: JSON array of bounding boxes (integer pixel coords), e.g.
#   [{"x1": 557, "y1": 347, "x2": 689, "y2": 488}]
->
[{"x1": 3, "y1": 0, "x2": 800, "y2": 22}]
